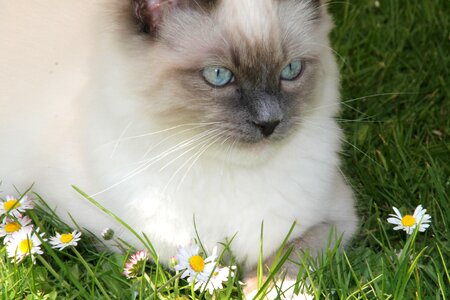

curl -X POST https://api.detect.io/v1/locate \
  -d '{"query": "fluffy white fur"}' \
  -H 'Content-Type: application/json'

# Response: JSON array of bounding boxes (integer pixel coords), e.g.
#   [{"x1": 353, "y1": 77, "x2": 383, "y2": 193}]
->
[{"x1": 0, "y1": 1, "x2": 357, "y2": 297}]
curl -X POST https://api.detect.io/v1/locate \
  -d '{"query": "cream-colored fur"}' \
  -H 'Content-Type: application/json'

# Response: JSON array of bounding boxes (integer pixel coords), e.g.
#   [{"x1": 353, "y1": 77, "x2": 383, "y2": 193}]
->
[{"x1": 0, "y1": 1, "x2": 357, "y2": 298}]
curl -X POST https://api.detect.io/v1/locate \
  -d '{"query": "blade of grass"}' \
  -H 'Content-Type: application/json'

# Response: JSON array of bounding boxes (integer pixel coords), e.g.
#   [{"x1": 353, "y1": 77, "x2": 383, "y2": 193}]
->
[{"x1": 72, "y1": 247, "x2": 111, "y2": 300}]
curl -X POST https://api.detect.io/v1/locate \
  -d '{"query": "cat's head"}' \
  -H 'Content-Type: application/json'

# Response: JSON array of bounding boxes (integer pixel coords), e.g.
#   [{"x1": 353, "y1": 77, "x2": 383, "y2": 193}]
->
[{"x1": 112, "y1": 0, "x2": 337, "y2": 158}]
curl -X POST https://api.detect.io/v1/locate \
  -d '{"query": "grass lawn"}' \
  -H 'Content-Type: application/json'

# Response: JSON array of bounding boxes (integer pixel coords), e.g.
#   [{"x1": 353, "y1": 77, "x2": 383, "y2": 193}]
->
[{"x1": 1, "y1": 0, "x2": 448, "y2": 299}]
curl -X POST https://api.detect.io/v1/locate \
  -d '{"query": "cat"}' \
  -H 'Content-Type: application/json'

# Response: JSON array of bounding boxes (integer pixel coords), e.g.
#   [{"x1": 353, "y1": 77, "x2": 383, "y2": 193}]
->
[{"x1": 0, "y1": 0, "x2": 358, "y2": 298}]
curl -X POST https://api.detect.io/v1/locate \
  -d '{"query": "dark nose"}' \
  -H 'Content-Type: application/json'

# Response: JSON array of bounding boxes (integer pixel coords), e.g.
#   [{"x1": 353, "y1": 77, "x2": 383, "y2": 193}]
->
[{"x1": 252, "y1": 120, "x2": 280, "y2": 137}]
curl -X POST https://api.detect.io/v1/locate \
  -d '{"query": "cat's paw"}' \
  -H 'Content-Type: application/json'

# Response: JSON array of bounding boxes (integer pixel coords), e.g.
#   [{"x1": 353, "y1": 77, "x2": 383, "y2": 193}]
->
[{"x1": 244, "y1": 280, "x2": 313, "y2": 300}]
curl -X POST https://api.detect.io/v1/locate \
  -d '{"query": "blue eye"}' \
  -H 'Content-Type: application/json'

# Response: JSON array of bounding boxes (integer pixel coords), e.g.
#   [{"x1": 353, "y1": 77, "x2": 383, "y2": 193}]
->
[
  {"x1": 202, "y1": 66, "x2": 234, "y2": 87},
  {"x1": 280, "y1": 60, "x2": 303, "y2": 81}
]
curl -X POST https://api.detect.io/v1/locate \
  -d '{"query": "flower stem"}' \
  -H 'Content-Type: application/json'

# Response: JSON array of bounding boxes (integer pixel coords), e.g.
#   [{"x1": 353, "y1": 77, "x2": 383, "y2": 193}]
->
[
  {"x1": 72, "y1": 247, "x2": 111, "y2": 300},
  {"x1": 36, "y1": 255, "x2": 71, "y2": 289}
]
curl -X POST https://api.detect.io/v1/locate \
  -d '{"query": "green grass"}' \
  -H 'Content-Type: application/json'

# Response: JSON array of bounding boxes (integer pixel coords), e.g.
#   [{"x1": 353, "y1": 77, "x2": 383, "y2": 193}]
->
[{"x1": 1, "y1": 0, "x2": 449, "y2": 299}]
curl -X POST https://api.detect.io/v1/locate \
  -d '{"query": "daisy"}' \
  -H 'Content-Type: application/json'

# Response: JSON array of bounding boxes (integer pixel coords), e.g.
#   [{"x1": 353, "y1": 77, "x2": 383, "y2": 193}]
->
[
  {"x1": 101, "y1": 228, "x2": 114, "y2": 241},
  {"x1": 196, "y1": 265, "x2": 236, "y2": 295},
  {"x1": 393, "y1": 249, "x2": 414, "y2": 262},
  {"x1": 123, "y1": 250, "x2": 149, "y2": 278},
  {"x1": 6, "y1": 227, "x2": 45, "y2": 263},
  {"x1": 0, "y1": 195, "x2": 34, "y2": 217},
  {"x1": 174, "y1": 244, "x2": 218, "y2": 285},
  {"x1": 387, "y1": 205, "x2": 431, "y2": 235},
  {"x1": 169, "y1": 256, "x2": 179, "y2": 269},
  {"x1": 49, "y1": 230, "x2": 82, "y2": 250},
  {"x1": 0, "y1": 215, "x2": 33, "y2": 244}
]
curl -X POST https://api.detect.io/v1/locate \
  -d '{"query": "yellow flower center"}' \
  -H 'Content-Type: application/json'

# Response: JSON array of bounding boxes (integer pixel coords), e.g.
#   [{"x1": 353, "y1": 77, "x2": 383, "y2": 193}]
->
[
  {"x1": 189, "y1": 255, "x2": 205, "y2": 273},
  {"x1": 4, "y1": 200, "x2": 20, "y2": 211},
  {"x1": 5, "y1": 222, "x2": 21, "y2": 233},
  {"x1": 60, "y1": 233, "x2": 74, "y2": 244},
  {"x1": 19, "y1": 239, "x2": 32, "y2": 253},
  {"x1": 401, "y1": 215, "x2": 416, "y2": 227}
]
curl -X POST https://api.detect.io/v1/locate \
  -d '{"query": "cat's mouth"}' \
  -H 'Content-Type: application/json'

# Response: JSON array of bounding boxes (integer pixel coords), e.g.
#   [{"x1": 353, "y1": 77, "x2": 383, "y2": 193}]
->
[{"x1": 210, "y1": 132, "x2": 282, "y2": 166}]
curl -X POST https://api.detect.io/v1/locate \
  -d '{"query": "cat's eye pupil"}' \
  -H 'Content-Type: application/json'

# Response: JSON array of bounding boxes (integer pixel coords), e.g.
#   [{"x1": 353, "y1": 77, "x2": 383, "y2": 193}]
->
[
  {"x1": 280, "y1": 60, "x2": 303, "y2": 81},
  {"x1": 202, "y1": 66, "x2": 233, "y2": 87}
]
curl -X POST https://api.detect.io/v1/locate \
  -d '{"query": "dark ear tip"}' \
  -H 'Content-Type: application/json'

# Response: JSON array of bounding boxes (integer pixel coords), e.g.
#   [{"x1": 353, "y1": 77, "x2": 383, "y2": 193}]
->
[
  {"x1": 131, "y1": 0, "x2": 216, "y2": 34},
  {"x1": 132, "y1": 0, "x2": 160, "y2": 34}
]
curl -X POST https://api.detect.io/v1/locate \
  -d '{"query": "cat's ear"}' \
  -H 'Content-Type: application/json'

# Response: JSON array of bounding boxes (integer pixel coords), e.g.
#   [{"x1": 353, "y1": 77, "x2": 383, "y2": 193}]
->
[
  {"x1": 133, "y1": 0, "x2": 181, "y2": 34},
  {"x1": 132, "y1": 0, "x2": 215, "y2": 35}
]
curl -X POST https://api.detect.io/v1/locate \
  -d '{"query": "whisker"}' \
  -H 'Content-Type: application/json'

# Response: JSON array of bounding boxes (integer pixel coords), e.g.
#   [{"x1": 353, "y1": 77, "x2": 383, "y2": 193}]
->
[
  {"x1": 165, "y1": 140, "x2": 217, "y2": 193},
  {"x1": 90, "y1": 128, "x2": 221, "y2": 197},
  {"x1": 176, "y1": 133, "x2": 226, "y2": 192},
  {"x1": 301, "y1": 92, "x2": 420, "y2": 115},
  {"x1": 141, "y1": 123, "x2": 215, "y2": 159},
  {"x1": 158, "y1": 128, "x2": 222, "y2": 172},
  {"x1": 342, "y1": 92, "x2": 420, "y2": 105},
  {"x1": 136, "y1": 128, "x2": 221, "y2": 168},
  {"x1": 227, "y1": 139, "x2": 238, "y2": 163},
  {"x1": 112, "y1": 122, "x2": 220, "y2": 143},
  {"x1": 340, "y1": 138, "x2": 383, "y2": 168},
  {"x1": 304, "y1": 41, "x2": 347, "y2": 65},
  {"x1": 340, "y1": 102, "x2": 373, "y2": 119},
  {"x1": 318, "y1": 0, "x2": 354, "y2": 9},
  {"x1": 296, "y1": 120, "x2": 383, "y2": 168},
  {"x1": 110, "y1": 121, "x2": 133, "y2": 159},
  {"x1": 337, "y1": 166, "x2": 359, "y2": 196},
  {"x1": 220, "y1": 137, "x2": 237, "y2": 177},
  {"x1": 335, "y1": 117, "x2": 382, "y2": 123},
  {"x1": 162, "y1": 131, "x2": 226, "y2": 193},
  {"x1": 295, "y1": 118, "x2": 350, "y2": 132}
]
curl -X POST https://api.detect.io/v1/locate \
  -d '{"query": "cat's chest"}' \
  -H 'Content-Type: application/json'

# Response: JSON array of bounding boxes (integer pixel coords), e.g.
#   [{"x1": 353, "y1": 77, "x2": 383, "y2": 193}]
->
[{"x1": 106, "y1": 159, "x2": 330, "y2": 265}]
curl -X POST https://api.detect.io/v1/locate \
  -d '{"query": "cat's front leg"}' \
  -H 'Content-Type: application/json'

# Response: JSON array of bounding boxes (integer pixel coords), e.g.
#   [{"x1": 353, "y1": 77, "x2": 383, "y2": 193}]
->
[
  {"x1": 243, "y1": 272, "x2": 313, "y2": 300},
  {"x1": 244, "y1": 179, "x2": 358, "y2": 299},
  {"x1": 242, "y1": 237, "x2": 314, "y2": 300},
  {"x1": 244, "y1": 221, "x2": 358, "y2": 299}
]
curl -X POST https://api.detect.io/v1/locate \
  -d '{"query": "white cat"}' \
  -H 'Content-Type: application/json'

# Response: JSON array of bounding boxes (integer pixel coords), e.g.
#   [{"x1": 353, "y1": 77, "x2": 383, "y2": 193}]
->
[{"x1": 0, "y1": 0, "x2": 358, "y2": 298}]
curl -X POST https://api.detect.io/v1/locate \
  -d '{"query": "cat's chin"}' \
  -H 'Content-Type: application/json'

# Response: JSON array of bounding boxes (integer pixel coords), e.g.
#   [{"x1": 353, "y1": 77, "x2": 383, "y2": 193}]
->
[{"x1": 208, "y1": 139, "x2": 281, "y2": 167}]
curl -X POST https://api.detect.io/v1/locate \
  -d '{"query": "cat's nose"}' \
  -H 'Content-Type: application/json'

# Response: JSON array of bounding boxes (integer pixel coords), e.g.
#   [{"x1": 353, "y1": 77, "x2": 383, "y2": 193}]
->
[{"x1": 252, "y1": 120, "x2": 280, "y2": 137}]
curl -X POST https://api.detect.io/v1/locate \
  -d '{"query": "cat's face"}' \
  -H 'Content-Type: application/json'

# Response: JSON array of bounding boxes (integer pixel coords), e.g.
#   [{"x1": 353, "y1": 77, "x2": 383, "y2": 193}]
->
[{"x1": 130, "y1": 0, "x2": 330, "y2": 148}]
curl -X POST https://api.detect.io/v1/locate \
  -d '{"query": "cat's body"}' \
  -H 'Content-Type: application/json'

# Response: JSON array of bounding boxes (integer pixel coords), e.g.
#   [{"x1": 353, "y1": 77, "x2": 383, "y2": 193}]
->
[{"x1": 0, "y1": 0, "x2": 358, "y2": 297}]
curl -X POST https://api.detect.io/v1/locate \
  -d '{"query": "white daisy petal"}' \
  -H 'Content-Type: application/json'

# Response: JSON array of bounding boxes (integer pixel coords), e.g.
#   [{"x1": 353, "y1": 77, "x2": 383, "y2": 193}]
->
[
  {"x1": 197, "y1": 265, "x2": 236, "y2": 295},
  {"x1": 0, "y1": 215, "x2": 34, "y2": 244},
  {"x1": 388, "y1": 214, "x2": 400, "y2": 219},
  {"x1": 49, "y1": 230, "x2": 82, "y2": 251},
  {"x1": 387, "y1": 205, "x2": 431, "y2": 235},
  {"x1": 123, "y1": 250, "x2": 149, "y2": 278},
  {"x1": 101, "y1": 228, "x2": 115, "y2": 240},
  {"x1": 205, "y1": 246, "x2": 218, "y2": 263},
  {"x1": 173, "y1": 242, "x2": 236, "y2": 294},
  {"x1": 405, "y1": 227, "x2": 414, "y2": 235},
  {"x1": 413, "y1": 205, "x2": 424, "y2": 218},
  {"x1": 6, "y1": 227, "x2": 45, "y2": 263},
  {"x1": 421, "y1": 215, "x2": 432, "y2": 222},
  {"x1": 387, "y1": 217, "x2": 402, "y2": 225},
  {"x1": 0, "y1": 195, "x2": 34, "y2": 217},
  {"x1": 418, "y1": 225, "x2": 429, "y2": 232},
  {"x1": 392, "y1": 207, "x2": 402, "y2": 219}
]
